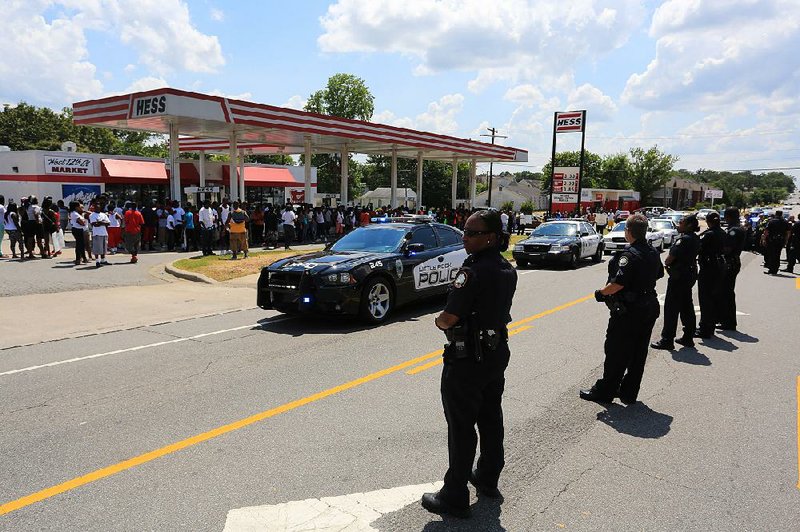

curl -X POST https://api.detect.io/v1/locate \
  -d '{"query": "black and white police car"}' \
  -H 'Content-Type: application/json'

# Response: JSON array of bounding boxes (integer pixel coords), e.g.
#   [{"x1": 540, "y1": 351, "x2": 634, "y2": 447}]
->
[
  {"x1": 603, "y1": 220, "x2": 665, "y2": 253},
  {"x1": 257, "y1": 217, "x2": 467, "y2": 324},
  {"x1": 512, "y1": 220, "x2": 604, "y2": 268}
]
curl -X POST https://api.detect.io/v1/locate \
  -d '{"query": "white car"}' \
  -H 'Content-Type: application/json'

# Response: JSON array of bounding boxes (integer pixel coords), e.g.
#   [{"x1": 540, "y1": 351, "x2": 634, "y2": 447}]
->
[
  {"x1": 649, "y1": 219, "x2": 679, "y2": 247},
  {"x1": 604, "y1": 220, "x2": 665, "y2": 254},
  {"x1": 697, "y1": 208, "x2": 717, "y2": 220}
]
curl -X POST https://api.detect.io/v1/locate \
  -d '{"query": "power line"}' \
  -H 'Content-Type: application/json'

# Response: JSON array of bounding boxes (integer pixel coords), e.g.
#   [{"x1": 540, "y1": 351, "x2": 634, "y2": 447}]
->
[{"x1": 479, "y1": 127, "x2": 507, "y2": 207}]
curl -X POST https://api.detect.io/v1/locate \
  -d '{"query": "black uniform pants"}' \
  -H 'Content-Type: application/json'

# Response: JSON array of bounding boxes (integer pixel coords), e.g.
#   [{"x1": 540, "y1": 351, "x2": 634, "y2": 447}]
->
[
  {"x1": 716, "y1": 264, "x2": 740, "y2": 328},
  {"x1": 594, "y1": 299, "x2": 659, "y2": 401},
  {"x1": 660, "y1": 277, "x2": 696, "y2": 341},
  {"x1": 697, "y1": 268, "x2": 722, "y2": 335},
  {"x1": 786, "y1": 244, "x2": 797, "y2": 272},
  {"x1": 440, "y1": 346, "x2": 510, "y2": 508},
  {"x1": 765, "y1": 241, "x2": 783, "y2": 273}
]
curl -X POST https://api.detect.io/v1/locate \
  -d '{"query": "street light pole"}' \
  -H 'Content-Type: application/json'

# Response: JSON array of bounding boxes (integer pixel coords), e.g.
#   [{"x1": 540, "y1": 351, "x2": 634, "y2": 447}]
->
[{"x1": 481, "y1": 127, "x2": 507, "y2": 208}]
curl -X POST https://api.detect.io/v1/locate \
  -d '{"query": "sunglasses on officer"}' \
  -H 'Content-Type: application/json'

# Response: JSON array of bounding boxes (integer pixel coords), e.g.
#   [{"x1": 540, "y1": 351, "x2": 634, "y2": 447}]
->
[{"x1": 463, "y1": 229, "x2": 492, "y2": 237}]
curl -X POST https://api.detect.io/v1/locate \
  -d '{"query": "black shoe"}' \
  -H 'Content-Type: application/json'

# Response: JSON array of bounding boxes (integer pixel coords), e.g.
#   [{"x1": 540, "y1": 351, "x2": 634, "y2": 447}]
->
[
  {"x1": 579, "y1": 388, "x2": 613, "y2": 404},
  {"x1": 675, "y1": 336, "x2": 695, "y2": 347},
  {"x1": 716, "y1": 324, "x2": 736, "y2": 331},
  {"x1": 618, "y1": 395, "x2": 637, "y2": 405},
  {"x1": 781, "y1": 269, "x2": 793, "y2": 273},
  {"x1": 693, "y1": 331, "x2": 712, "y2": 339},
  {"x1": 469, "y1": 469, "x2": 501, "y2": 498},
  {"x1": 650, "y1": 339, "x2": 675, "y2": 350},
  {"x1": 420, "y1": 491, "x2": 470, "y2": 519}
]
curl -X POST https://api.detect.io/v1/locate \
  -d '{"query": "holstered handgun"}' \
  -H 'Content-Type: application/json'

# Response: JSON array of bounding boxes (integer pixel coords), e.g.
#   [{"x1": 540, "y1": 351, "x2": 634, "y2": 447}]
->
[
  {"x1": 604, "y1": 294, "x2": 628, "y2": 316},
  {"x1": 444, "y1": 322, "x2": 471, "y2": 360}
]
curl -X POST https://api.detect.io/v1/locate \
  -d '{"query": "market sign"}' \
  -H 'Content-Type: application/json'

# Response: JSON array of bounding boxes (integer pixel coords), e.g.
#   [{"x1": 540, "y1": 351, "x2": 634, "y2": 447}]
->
[
  {"x1": 184, "y1": 186, "x2": 221, "y2": 193},
  {"x1": 44, "y1": 155, "x2": 95, "y2": 175},
  {"x1": 555, "y1": 111, "x2": 584, "y2": 133},
  {"x1": 704, "y1": 189, "x2": 723, "y2": 199},
  {"x1": 553, "y1": 166, "x2": 580, "y2": 194}
]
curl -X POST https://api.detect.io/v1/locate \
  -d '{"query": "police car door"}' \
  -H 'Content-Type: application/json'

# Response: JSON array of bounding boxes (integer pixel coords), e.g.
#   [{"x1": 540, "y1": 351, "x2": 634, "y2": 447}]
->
[
  {"x1": 432, "y1": 225, "x2": 469, "y2": 293},
  {"x1": 583, "y1": 222, "x2": 601, "y2": 257},
  {"x1": 406, "y1": 225, "x2": 447, "y2": 293}
]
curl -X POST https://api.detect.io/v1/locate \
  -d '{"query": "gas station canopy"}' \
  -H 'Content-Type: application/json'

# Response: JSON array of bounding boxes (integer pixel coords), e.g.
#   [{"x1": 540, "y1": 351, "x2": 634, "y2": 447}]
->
[{"x1": 73, "y1": 88, "x2": 527, "y2": 207}]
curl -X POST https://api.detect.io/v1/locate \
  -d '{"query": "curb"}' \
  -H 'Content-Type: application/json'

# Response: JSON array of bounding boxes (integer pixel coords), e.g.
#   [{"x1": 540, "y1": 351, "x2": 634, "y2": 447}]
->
[{"x1": 164, "y1": 261, "x2": 218, "y2": 284}]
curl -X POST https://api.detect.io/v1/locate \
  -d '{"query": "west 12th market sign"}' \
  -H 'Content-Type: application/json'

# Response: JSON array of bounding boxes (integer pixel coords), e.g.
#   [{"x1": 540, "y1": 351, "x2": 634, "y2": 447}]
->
[{"x1": 44, "y1": 156, "x2": 95, "y2": 175}]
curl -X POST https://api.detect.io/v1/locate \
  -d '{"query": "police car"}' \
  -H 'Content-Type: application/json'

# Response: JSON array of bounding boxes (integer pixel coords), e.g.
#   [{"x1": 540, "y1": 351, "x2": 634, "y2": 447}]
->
[
  {"x1": 257, "y1": 218, "x2": 467, "y2": 324},
  {"x1": 512, "y1": 220, "x2": 604, "y2": 268},
  {"x1": 603, "y1": 220, "x2": 665, "y2": 253}
]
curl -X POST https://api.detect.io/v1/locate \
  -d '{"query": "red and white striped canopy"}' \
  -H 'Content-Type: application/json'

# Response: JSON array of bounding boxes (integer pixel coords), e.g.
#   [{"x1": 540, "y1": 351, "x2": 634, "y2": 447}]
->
[{"x1": 73, "y1": 88, "x2": 527, "y2": 162}]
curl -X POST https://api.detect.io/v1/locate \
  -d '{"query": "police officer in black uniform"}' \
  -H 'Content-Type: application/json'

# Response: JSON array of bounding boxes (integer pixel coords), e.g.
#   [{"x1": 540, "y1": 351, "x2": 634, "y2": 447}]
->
[
  {"x1": 784, "y1": 216, "x2": 800, "y2": 273},
  {"x1": 763, "y1": 210, "x2": 790, "y2": 274},
  {"x1": 695, "y1": 212, "x2": 725, "y2": 338},
  {"x1": 716, "y1": 207, "x2": 747, "y2": 330},
  {"x1": 581, "y1": 214, "x2": 663, "y2": 404},
  {"x1": 651, "y1": 214, "x2": 700, "y2": 350},
  {"x1": 421, "y1": 210, "x2": 517, "y2": 519}
]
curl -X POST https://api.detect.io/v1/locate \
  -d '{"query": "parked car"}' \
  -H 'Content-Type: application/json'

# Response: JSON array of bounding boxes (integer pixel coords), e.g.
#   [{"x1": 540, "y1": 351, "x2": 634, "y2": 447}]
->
[
  {"x1": 649, "y1": 218, "x2": 679, "y2": 247},
  {"x1": 697, "y1": 208, "x2": 717, "y2": 220},
  {"x1": 512, "y1": 220, "x2": 604, "y2": 269},
  {"x1": 614, "y1": 210, "x2": 631, "y2": 222},
  {"x1": 603, "y1": 220, "x2": 665, "y2": 254}
]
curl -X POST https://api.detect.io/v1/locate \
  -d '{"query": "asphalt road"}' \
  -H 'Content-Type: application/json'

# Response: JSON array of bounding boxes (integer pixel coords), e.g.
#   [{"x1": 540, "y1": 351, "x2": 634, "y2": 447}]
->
[{"x1": 1, "y1": 250, "x2": 798, "y2": 530}]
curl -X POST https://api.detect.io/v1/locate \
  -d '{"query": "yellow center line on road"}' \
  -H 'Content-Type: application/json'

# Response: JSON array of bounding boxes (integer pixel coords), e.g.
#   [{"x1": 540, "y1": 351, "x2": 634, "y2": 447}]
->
[
  {"x1": 508, "y1": 294, "x2": 593, "y2": 329},
  {"x1": 0, "y1": 294, "x2": 592, "y2": 516},
  {"x1": 795, "y1": 277, "x2": 800, "y2": 290}
]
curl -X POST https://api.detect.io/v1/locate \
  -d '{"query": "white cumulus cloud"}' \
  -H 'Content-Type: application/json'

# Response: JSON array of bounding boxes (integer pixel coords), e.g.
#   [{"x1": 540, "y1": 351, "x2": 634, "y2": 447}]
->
[{"x1": 318, "y1": 0, "x2": 646, "y2": 91}]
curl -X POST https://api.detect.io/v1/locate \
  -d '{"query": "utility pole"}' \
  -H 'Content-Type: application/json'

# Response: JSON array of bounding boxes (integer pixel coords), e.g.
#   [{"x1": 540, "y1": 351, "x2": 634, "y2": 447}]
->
[{"x1": 481, "y1": 127, "x2": 507, "y2": 208}]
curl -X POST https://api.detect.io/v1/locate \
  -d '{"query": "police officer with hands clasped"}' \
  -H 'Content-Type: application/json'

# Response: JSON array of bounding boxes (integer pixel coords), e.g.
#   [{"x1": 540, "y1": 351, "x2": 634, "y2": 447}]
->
[
  {"x1": 421, "y1": 210, "x2": 517, "y2": 519},
  {"x1": 651, "y1": 214, "x2": 700, "y2": 350},
  {"x1": 581, "y1": 214, "x2": 664, "y2": 404}
]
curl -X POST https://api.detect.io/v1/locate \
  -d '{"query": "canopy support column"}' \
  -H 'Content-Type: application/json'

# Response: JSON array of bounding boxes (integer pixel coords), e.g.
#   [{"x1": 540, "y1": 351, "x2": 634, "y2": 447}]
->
[
  {"x1": 304, "y1": 136, "x2": 312, "y2": 205},
  {"x1": 168, "y1": 121, "x2": 181, "y2": 202},
  {"x1": 451, "y1": 157, "x2": 458, "y2": 209},
  {"x1": 390, "y1": 146, "x2": 398, "y2": 208},
  {"x1": 238, "y1": 149, "x2": 245, "y2": 203},
  {"x1": 228, "y1": 133, "x2": 238, "y2": 202},
  {"x1": 340, "y1": 143, "x2": 349, "y2": 207},
  {"x1": 469, "y1": 159, "x2": 477, "y2": 209},
  {"x1": 198, "y1": 150, "x2": 206, "y2": 202},
  {"x1": 416, "y1": 151, "x2": 423, "y2": 212}
]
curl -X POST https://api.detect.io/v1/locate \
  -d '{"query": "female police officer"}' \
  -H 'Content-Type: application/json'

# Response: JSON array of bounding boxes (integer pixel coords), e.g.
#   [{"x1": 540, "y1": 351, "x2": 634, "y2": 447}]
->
[{"x1": 421, "y1": 210, "x2": 517, "y2": 519}]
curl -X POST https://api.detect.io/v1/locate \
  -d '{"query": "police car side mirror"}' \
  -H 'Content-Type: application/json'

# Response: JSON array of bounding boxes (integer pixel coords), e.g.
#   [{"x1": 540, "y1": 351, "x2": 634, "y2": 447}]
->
[
  {"x1": 581, "y1": 231, "x2": 589, "y2": 237},
  {"x1": 405, "y1": 243, "x2": 425, "y2": 255}
]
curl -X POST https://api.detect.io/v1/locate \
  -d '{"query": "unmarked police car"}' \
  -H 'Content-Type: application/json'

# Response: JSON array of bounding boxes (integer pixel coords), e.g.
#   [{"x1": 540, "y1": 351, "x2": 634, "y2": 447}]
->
[{"x1": 257, "y1": 218, "x2": 467, "y2": 324}]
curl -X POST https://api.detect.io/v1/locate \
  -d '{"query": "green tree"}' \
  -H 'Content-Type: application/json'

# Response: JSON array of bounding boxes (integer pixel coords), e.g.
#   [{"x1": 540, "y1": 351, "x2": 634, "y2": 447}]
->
[
  {"x1": 303, "y1": 73, "x2": 375, "y2": 195},
  {"x1": 598, "y1": 153, "x2": 632, "y2": 189},
  {"x1": 541, "y1": 150, "x2": 602, "y2": 189},
  {"x1": 628, "y1": 146, "x2": 679, "y2": 204}
]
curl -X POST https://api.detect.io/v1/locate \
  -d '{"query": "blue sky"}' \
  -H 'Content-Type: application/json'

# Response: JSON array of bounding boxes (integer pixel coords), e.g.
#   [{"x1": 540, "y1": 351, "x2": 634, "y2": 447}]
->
[{"x1": 3, "y1": 0, "x2": 799, "y2": 181}]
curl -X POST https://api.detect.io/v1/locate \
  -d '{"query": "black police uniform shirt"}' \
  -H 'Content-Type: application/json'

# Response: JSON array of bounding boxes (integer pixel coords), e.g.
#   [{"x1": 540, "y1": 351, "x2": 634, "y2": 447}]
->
[
  {"x1": 723, "y1": 226, "x2": 747, "y2": 261},
  {"x1": 698, "y1": 227, "x2": 724, "y2": 268},
  {"x1": 765, "y1": 217, "x2": 790, "y2": 242},
  {"x1": 445, "y1": 248, "x2": 517, "y2": 331},
  {"x1": 791, "y1": 220, "x2": 800, "y2": 246},
  {"x1": 667, "y1": 232, "x2": 699, "y2": 280},
  {"x1": 607, "y1": 240, "x2": 664, "y2": 301}
]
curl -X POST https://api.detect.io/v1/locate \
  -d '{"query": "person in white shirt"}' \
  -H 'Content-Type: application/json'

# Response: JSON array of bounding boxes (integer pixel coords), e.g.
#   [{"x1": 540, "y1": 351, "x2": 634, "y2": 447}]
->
[
  {"x1": 165, "y1": 209, "x2": 176, "y2": 251},
  {"x1": 198, "y1": 200, "x2": 216, "y2": 256},
  {"x1": 500, "y1": 211, "x2": 510, "y2": 232},
  {"x1": 89, "y1": 201, "x2": 110, "y2": 267},
  {"x1": 219, "y1": 200, "x2": 231, "y2": 253},
  {"x1": 595, "y1": 210, "x2": 608, "y2": 235},
  {"x1": 172, "y1": 200, "x2": 185, "y2": 251},
  {"x1": 281, "y1": 205, "x2": 297, "y2": 250}
]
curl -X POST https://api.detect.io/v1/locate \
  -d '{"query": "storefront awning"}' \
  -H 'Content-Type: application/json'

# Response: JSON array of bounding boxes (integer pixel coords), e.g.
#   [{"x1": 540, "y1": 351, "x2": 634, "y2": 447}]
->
[
  {"x1": 222, "y1": 166, "x2": 309, "y2": 187},
  {"x1": 101, "y1": 159, "x2": 167, "y2": 184}
]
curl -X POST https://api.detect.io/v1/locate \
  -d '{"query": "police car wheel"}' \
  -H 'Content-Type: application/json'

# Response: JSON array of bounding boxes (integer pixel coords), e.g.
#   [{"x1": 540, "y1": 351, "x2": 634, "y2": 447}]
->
[
  {"x1": 360, "y1": 277, "x2": 393, "y2": 323},
  {"x1": 592, "y1": 245, "x2": 603, "y2": 263},
  {"x1": 568, "y1": 249, "x2": 579, "y2": 269},
  {"x1": 516, "y1": 259, "x2": 528, "y2": 269}
]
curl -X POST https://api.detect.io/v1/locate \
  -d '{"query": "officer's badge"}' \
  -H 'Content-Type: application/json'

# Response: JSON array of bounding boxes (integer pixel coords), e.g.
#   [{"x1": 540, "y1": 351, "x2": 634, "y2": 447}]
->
[
  {"x1": 618, "y1": 256, "x2": 629, "y2": 267},
  {"x1": 395, "y1": 259, "x2": 403, "y2": 279},
  {"x1": 453, "y1": 269, "x2": 469, "y2": 288}
]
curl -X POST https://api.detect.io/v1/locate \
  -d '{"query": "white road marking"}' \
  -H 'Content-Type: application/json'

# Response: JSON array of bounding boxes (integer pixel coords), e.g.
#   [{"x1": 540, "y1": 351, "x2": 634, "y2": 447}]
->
[
  {"x1": 223, "y1": 481, "x2": 442, "y2": 531},
  {"x1": 0, "y1": 317, "x2": 292, "y2": 378}
]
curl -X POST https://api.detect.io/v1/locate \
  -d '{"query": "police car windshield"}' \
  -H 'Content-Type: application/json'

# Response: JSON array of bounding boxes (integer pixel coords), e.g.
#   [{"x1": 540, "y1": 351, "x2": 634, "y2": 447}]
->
[
  {"x1": 329, "y1": 227, "x2": 407, "y2": 253},
  {"x1": 532, "y1": 223, "x2": 577, "y2": 237},
  {"x1": 610, "y1": 222, "x2": 626, "y2": 232}
]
